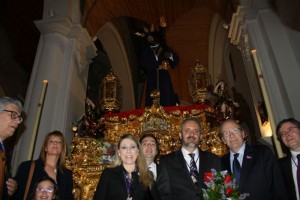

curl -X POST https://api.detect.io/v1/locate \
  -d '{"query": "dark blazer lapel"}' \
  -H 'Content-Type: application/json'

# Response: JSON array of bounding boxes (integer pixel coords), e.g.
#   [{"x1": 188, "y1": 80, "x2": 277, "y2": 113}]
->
[
  {"x1": 284, "y1": 155, "x2": 296, "y2": 198},
  {"x1": 117, "y1": 166, "x2": 132, "y2": 196},
  {"x1": 239, "y1": 145, "x2": 254, "y2": 190},
  {"x1": 222, "y1": 153, "x2": 231, "y2": 173},
  {"x1": 198, "y1": 150, "x2": 207, "y2": 188},
  {"x1": 177, "y1": 150, "x2": 192, "y2": 175}
]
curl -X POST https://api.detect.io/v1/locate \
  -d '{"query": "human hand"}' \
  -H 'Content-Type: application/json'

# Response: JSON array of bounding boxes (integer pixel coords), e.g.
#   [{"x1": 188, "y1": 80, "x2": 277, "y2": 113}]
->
[{"x1": 6, "y1": 178, "x2": 18, "y2": 196}]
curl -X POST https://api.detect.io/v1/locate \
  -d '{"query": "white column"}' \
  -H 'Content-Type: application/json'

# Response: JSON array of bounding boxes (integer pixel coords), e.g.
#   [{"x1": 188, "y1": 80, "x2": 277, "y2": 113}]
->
[{"x1": 12, "y1": 0, "x2": 96, "y2": 174}]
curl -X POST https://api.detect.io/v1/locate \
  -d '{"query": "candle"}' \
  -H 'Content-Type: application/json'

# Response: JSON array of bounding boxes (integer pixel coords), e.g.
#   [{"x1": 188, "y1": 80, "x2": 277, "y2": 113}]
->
[
  {"x1": 251, "y1": 50, "x2": 283, "y2": 158},
  {"x1": 28, "y1": 80, "x2": 48, "y2": 160}
]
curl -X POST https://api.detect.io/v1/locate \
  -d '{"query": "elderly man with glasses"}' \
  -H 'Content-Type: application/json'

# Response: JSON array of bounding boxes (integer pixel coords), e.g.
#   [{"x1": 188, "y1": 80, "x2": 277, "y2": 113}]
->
[
  {"x1": 0, "y1": 96, "x2": 23, "y2": 199},
  {"x1": 220, "y1": 119, "x2": 287, "y2": 200},
  {"x1": 277, "y1": 118, "x2": 300, "y2": 200}
]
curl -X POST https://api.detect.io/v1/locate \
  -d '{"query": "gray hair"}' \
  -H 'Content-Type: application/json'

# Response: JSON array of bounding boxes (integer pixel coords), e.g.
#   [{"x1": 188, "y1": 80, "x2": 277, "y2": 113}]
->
[
  {"x1": 0, "y1": 96, "x2": 23, "y2": 111},
  {"x1": 180, "y1": 117, "x2": 203, "y2": 133}
]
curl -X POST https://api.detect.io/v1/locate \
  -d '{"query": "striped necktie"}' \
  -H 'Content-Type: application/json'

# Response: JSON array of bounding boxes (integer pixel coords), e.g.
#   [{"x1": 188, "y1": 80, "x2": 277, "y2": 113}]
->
[{"x1": 188, "y1": 153, "x2": 198, "y2": 184}]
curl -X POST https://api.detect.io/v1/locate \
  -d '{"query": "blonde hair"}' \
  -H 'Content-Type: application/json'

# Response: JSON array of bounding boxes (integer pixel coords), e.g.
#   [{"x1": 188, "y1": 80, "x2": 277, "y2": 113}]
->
[
  {"x1": 113, "y1": 133, "x2": 153, "y2": 188},
  {"x1": 40, "y1": 130, "x2": 67, "y2": 171}
]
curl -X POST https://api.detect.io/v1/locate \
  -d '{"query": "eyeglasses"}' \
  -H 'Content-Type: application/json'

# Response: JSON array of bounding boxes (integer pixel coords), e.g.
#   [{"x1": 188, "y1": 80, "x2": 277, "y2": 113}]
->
[
  {"x1": 222, "y1": 127, "x2": 241, "y2": 137},
  {"x1": 279, "y1": 127, "x2": 298, "y2": 138},
  {"x1": 2, "y1": 110, "x2": 23, "y2": 122},
  {"x1": 36, "y1": 188, "x2": 54, "y2": 193}
]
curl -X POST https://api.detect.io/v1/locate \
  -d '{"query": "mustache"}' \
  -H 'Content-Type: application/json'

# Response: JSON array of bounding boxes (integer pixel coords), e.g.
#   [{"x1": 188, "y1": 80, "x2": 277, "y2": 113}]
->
[{"x1": 187, "y1": 136, "x2": 196, "y2": 140}]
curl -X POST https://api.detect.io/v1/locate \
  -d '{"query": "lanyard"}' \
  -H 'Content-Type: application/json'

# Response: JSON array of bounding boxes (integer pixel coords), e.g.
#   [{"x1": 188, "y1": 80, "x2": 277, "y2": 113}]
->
[{"x1": 123, "y1": 169, "x2": 133, "y2": 199}]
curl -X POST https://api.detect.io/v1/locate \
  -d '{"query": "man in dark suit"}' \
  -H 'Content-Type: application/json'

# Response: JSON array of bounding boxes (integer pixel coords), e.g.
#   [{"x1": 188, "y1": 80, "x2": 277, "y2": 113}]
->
[
  {"x1": 277, "y1": 118, "x2": 300, "y2": 200},
  {"x1": 140, "y1": 133, "x2": 170, "y2": 200},
  {"x1": 220, "y1": 119, "x2": 288, "y2": 200},
  {"x1": 159, "y1": 117, "x2": 221, "y2": 200}
]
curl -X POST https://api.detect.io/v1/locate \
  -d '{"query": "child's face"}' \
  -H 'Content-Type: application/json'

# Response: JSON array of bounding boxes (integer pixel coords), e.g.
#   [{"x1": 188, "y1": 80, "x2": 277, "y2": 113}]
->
[{"x1": 35, "y1": 180, "x2": 55, "y2": 200}]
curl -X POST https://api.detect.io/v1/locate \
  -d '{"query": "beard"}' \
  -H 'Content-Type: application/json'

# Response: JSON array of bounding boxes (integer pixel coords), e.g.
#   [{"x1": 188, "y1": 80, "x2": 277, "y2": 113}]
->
[{"x1": 182, "y1": 136, "x2": 200, "y2": 148}]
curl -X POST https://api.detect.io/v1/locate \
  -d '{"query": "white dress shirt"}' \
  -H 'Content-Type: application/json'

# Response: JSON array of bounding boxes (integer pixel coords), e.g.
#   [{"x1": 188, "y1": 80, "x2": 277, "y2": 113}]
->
[
  {"x1": 149, "y1": 162, "x2": 157, "y2": 180},
  {"x1": 181, "y1": 147, "x2": 199, "y2": 171}
]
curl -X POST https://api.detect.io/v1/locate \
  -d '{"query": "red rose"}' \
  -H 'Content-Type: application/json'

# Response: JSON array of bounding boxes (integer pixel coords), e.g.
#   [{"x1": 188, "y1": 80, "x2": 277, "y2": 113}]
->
[
  {"x1": 226, "y1": 186, "x2": 234, "y2": 195},
  {"x1": 224, "y1": 174, "x2": 232, "y2": 184},
  {"x1": 204, "y1": 172, "x2": 214, "y2": 183}
]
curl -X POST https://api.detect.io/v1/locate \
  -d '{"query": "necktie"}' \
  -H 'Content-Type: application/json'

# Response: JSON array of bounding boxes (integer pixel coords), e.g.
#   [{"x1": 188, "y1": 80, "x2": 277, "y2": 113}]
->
[
  {"x1": 188, "y1": 153, "x2": 198, "y2": 184},
  {"x1": 0, "y1": 141, "x2": 5, "y2": 152},
  {"x1": 233, "y1": 153, "x2": 241, "y2": 185},
  {"x1": 297, "y1": 154, "x2": 300, "y2": 197}
]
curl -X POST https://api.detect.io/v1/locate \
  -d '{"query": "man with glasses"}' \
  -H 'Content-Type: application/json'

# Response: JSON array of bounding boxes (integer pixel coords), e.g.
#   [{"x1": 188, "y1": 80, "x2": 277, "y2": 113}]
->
[
  {"x1": 220, "y1": 119, "x2": 287, "y2": 200},
  {"x1": 277, "y1": 118, "x2": 300, "y2": 200},
  {"x1": 0, "y1": 96, "x2": 23, "y2": 199},
  {"x1": 159, "y1": 117, "x2": 221, "y2": 200}
]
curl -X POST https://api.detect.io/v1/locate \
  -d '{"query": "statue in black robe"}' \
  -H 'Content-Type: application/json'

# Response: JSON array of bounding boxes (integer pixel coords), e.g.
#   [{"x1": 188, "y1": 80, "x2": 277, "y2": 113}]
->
[{"x1": 138, "y1": 17, "x2": 179, "y2": 107}]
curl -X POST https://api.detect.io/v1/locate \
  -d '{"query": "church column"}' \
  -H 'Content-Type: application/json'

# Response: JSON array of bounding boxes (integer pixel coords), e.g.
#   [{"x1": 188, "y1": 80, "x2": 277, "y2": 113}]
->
[{"x1": 12, "y1": 0, "x2": 96, "y2": 173}]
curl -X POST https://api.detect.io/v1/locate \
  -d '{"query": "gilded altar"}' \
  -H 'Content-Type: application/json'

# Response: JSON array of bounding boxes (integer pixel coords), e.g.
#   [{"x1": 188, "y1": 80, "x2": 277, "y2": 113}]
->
[
  {"x1": 66, "y1": 101, "x2": 228, "y2": 200},
  {"x1": 65, "y1": 62, "x2": 238, "y2": 200}
]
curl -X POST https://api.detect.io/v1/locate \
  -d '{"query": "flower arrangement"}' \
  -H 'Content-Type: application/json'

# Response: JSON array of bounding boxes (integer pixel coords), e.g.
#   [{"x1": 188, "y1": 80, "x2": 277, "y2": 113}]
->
[{"x1": 202, "y1": 169, "x2": 249, "y2": 200}]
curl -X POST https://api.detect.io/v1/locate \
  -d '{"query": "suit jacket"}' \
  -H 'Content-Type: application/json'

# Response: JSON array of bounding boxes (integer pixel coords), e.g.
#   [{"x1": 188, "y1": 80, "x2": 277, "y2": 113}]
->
[
  {"x1": 0, "y1": 149, "x2": 6, "y2": 199},
  {"x1": 221, "y1": 144, "x2": 288, "y2": 200},
  {"x1": 278, "y1": 154, "x2": 297, "y2": 200},
  {"x1": 159, "y1": 148, "x2": 221, "y2": 200},
  {"x1": 155, "y1": 163, "x2": 171, "y2": 200},
  {"x1": 93, "y1": 165, "x2": 161, "y2": 200}
]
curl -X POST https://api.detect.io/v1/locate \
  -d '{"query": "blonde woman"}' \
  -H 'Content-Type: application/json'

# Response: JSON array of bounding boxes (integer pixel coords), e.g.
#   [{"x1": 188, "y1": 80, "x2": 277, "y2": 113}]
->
[
  {"x1": 13, "y1": 131, "x2": 73, "y2": 199},
  {"x1": 93, "y1": 133, "x2": 161, "y2": 200}
]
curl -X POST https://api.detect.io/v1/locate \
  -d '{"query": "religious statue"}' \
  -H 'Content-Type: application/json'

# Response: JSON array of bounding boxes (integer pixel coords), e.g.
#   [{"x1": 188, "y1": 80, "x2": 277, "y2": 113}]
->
[
  {"x1": 136, "y1": 17, "x2": 179, "y2": 107},
  {"x1": 213, "y1": 80, "x2": 240, "y2": 123}
]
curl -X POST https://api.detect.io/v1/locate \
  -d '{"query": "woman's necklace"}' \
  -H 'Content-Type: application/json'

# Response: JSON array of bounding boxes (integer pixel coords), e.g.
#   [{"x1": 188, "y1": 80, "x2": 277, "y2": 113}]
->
[{"x1": 46, "y1": 163, "x2": 57, "y2": 173}]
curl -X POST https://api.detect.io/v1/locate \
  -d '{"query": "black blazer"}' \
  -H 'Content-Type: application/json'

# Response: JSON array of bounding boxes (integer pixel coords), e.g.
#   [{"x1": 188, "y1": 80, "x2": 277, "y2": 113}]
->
[
  {"x1": 93, "y1": 165, "x2": 160, "y2": 200},
  {"x1": 159, "y1": 148, "x2": 221, "y2": 200},
  {"x1": 221, "y1": 144, "x2": 288, "y2": 200},
  {"x1": 155, "y1": 163, "x2": 171, "y2": 200},
  {"x1": 278, "y1": 154, "x2": 297, "y2": 200}
]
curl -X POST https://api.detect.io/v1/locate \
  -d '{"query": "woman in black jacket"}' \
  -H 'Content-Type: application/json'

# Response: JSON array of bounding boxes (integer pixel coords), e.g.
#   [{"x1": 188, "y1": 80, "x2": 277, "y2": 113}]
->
[
  {"x1": 93, "y1": 133, "x2": 160, "y2": 200},
  {"x1": 13, "y1": 130, "x2": 73, "y2": 199}
]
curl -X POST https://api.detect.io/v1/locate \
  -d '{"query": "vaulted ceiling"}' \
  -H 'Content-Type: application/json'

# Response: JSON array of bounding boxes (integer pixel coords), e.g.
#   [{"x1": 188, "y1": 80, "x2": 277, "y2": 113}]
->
[
  {"x1": 82, "y1": 0, "x2": 238, "y2": 104},
  {"x1": 0, "y1": 0, "x2": 238, "y2": 103}
]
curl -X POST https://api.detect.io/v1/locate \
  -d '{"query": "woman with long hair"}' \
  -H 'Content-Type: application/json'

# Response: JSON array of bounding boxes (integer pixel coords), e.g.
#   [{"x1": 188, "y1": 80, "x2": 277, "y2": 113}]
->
[
  {"x1": 93, "y1": 133, "x2": 160, "y2": 200},
  {"x1": 13, "y1": 131, "x2": 73, "y2": 199}
]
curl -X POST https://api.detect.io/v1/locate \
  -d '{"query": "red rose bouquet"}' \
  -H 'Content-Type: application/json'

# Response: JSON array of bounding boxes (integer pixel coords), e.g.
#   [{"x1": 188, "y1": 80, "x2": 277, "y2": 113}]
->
[{"x1": 202, "y1": 169, "x2": 249, "y2": 200}]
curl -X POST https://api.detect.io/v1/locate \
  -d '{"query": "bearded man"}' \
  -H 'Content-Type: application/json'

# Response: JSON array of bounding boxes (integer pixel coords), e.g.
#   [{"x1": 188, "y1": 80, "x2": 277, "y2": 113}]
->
[{"x1": 159, "y1": 117, "x2": 221, "y2": 200}]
